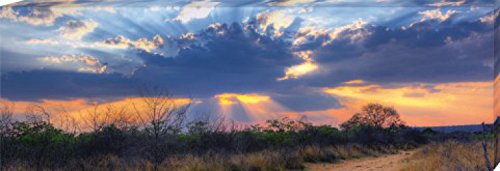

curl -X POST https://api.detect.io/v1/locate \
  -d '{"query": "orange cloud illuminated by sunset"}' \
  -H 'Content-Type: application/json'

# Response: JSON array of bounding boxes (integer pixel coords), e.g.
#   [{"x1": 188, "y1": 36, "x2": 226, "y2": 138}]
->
[{"x1": 324, "y1": 80, "x2": 493, "y2": 126}]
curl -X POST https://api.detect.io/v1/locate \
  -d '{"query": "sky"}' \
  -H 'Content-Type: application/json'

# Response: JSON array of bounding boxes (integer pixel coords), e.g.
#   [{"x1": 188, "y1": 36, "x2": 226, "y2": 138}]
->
[{"x1": 0, "y1": 0, "x2": 498, "y2": 128}]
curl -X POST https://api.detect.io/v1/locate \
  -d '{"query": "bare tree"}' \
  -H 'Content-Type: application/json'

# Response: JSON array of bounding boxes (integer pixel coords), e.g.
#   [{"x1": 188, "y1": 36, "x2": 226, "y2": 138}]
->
[
  {"x1": 109, "y1": 104, "x2": 134, "y2": 130},
  {"x1": 132, "y1": 86, "x2": 190, "y2": 170},
  {"x1": 23, "y1": 105, "x2": 56, "y2": 171},
  {"x1": 79, "y1": 103, "x2": 112, "y2": 132},
  {"x1": 54, "y1": 107, "x2": 81, "y2": 134},
  {"x1": 25, "y1": 104, "x2": 51, "y2": 124}
]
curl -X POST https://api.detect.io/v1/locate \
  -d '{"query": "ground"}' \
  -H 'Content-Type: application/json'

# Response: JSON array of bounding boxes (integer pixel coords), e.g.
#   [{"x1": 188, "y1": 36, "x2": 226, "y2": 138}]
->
[{"x1": 305, "y1": 149, "x2": 418, "y2": 171}]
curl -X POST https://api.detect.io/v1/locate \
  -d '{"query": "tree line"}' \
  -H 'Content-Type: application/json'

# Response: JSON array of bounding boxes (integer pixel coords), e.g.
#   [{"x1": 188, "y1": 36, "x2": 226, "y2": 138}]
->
[{"x1": 0, "y1": 88, "x2": 430, "y2": 170}]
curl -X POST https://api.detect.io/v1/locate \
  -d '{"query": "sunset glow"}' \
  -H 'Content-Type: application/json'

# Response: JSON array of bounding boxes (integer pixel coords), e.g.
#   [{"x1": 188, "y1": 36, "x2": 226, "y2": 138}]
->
[{"x1": 325, "y1": 81, "x2": 493, "y2": 126}]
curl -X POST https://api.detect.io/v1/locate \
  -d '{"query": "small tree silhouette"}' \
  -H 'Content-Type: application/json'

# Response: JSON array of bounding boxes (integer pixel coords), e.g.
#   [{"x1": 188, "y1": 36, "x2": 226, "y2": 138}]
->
[{"x1": 133, "y1": 86, "x2": 190, "y2": 171}]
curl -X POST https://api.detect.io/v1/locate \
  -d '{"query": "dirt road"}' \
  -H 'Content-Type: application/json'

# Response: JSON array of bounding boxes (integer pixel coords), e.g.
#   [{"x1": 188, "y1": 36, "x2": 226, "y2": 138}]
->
[{"x1": 305, "y1": 150, "x2": 418, "y2": 171}]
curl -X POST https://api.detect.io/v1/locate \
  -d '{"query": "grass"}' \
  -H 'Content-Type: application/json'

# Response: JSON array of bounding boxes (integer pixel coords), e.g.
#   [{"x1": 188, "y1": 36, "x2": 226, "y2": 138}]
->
[
  {"x1": 163, "y1": 144, "x2": 407, "y2": 170},
  {"x1": 402, "y1": 140, "x2": 493, "y2": 171},
  {"x1": 2, "y1": 144, "x2": 409, "y2": 171}
]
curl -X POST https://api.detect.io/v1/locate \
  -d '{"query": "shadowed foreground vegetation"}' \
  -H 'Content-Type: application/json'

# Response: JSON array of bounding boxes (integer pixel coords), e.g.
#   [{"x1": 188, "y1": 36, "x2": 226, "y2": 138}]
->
[{"x1": 0, "y1": 98, "x2": 492, "y2": 170}]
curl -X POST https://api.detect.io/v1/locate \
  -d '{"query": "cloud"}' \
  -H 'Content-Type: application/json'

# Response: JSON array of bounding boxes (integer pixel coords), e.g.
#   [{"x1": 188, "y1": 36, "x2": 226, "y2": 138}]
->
[
  {"x1": 0, "y1": 6, "x2": 18, "y2": 20},
  {"x1": 26, "y1": 38, "x2": 97, "y2": 49},
  {"x1": 313, "y1": 31, "x2": 493, "y2": 84},
  {"x1": 26, "y1": 34, "x2": 165, "y2": 52},
  {"x1": 173, "y1": 0, "x2": 219, "y2": 23},
  {"x1": 256, "y1": 10, "x2": 296, "y2": 37},
  {"x1": 278, "y1": 50, "x2": 318, "y2": 81},
  {"x1": 297, "y1": 17, "x2": 494, "y2": 86},
  {"x1": 293, "y1": 19, "x2": 369, "y2": 46},
  {"x1": 420, "y1": 9, "x2": 458, "y2": 22},
  {"x1": 480, "y1": 10, "x2": 499, "y2": 25},
  {"x1": 132, "y1": 22, "x2": 299, "y2": 93},
  {"x1": 12, "y1": 18, "x2": 493, "y2": 101},
  {"x1": 1, "y1": 70, "x2": 137, "y2": 101},
  {"x1": 211, "y1": 90, "x2": 341, "y2": 124},
  {"x1": 2, "y1": 9, "x2": 494, "y2": 125},
  {"x1": 270, "y1": 86, "x2": 341, "y2": 112},
  {"x1": 0, "y1": 97, "x2": 191, "y2": 131},
  {"x1": 58, "y1": 19, "x2": 98, "y2": 40},
  {"x1": 323, "y1": 19, "x2": 369, "y2": 46},
  {"x1": 410, "y1": 9, "x2": 458, "y2": 27},
  {"x1": 148, "y1": 5, "x2": 180, "y2": 12},
  {"x1": 324, "y1": 80, "x2": 493, "y2": 126},
  {"x1": 38, "y1": 55, "x2": 107, "y2": 74},
  {"x1": 180, "y1": 32, "x2": 196, "y2": 40},
  {"x1": 215, "y1": 93, "x2": 271, "y2": 105},
  {"x1": 0, "y1": 1, "x2": 117, "y2": 27},
  {"x1": 213, "y1": 93, "x2": 289, "y2": 122},
  {"x1": 0, "y1": 4, "x2": 80, "y2": 26},
  {"x1": 0, "y1": 98, "x2": 91, "y2": 121},
  {"x1": 292, "y1": 26, "x2": 328, "y2": 46},
  {"x1": 268, "y1": 0, "x2": 315, "y2": 6},
  {"x1": 426, "y1": 0, "x2": 466, "y2": 7},
  {"x1": 95, "y1": 35, "x2": 164, "y2": 52},
  {"x1": 85, "y1": 5, "x2": 116, "y2": 14}
]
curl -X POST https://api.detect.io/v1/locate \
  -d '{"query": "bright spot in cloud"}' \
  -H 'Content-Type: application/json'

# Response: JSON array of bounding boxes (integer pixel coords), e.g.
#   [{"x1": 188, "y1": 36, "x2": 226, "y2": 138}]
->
[
  {"x1": 256, "y1": 10, "x2": 295, "y2": 37},
  {"x1": 410, "y1": 9, "x2": 458, "y2": 27},
  {"x1": 480, "y1": 10, "x2": 499, "y2": 25},
  {"x1": 174, "y1": 0, "x2": 219, "y2": 23},
  {"x1": 278, "y1": 50, "x2": 318, "y2": 81},
  {"x1": 214, "y1": 93, "x2": 290, "y2": 122},
  {"x1": 268, "y1": 0, "x2": 315, "y2": 6},
  {"x1": 215, "y1": 93, "x2": 271, "y2": 105}
]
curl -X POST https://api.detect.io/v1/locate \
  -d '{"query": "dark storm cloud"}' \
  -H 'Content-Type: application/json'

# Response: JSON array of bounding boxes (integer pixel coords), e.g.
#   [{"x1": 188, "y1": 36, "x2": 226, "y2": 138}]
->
[
  {"x1": 301, "y1": 19, "x2": 494, "y2": 86},
  {"x1": 0, "y1": 70, "x2": 137, "y2": 101},
  {"x1": 133, "y1": 23, "x2": 300, "y2": 96},
  {"x1": 270, "y1": 87, "x2": 341, "y2": 112}
]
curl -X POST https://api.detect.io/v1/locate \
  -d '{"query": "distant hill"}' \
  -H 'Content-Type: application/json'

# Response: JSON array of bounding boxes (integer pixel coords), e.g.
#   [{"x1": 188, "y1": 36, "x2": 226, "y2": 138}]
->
[{"x1": 415, "y1": 124, "x2": 492, "y2": 133}]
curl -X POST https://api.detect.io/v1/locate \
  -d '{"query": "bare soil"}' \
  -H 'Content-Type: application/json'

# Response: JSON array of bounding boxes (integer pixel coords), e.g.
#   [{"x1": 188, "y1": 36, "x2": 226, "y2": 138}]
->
[{"x1": 305, "y1": 150, "x2": 418, "y2": 171}]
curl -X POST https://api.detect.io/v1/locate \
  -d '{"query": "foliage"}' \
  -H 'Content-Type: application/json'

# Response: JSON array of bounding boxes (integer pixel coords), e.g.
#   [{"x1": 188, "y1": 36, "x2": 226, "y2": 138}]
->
[
  {"x1": 340, "y1": 103, "x2": 404, "y2": 130},
  {"x1": 0, "y1": 103, "x2": 436, "y2": 170}
]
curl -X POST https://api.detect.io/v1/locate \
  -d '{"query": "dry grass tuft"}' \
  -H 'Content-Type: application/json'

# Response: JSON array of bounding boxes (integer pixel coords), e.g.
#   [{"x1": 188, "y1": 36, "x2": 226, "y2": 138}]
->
[{"x1": 403, "y1": 140, "x2": 493, "y2": 171}]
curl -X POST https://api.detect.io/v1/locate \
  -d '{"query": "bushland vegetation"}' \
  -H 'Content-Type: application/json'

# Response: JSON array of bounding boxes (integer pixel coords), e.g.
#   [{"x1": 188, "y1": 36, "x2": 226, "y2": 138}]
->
[
  {"x1": 403, "y1": 140, "x2": 496, "y2": 171},
  {"x1": 0, "y1": 90, "x2": 487, "y2": 170}
]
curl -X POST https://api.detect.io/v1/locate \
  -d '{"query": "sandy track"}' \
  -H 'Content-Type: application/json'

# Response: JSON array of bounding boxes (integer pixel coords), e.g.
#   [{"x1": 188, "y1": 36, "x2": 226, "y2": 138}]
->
[{"x1": 305, "y1": 150, "x2": 417, "y2": 171}]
